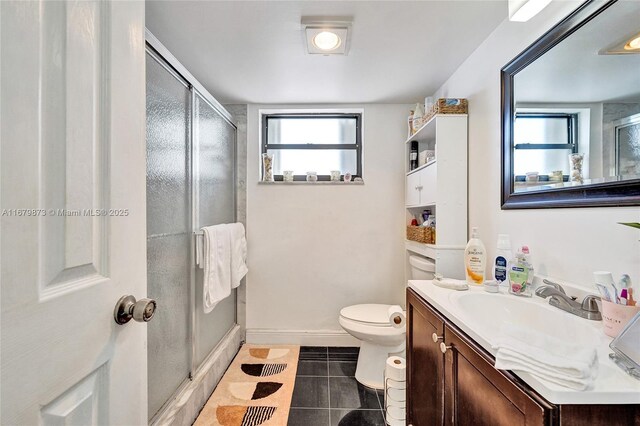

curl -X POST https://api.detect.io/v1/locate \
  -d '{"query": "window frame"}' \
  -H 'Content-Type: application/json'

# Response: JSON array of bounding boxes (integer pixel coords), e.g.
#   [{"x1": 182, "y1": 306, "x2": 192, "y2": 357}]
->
[
  {"x1": 513, "y1": 112, "x2": 578, "y2": 152},
  {"x1": 261, "y1": 112, "x2": 363, "y2": 181}
]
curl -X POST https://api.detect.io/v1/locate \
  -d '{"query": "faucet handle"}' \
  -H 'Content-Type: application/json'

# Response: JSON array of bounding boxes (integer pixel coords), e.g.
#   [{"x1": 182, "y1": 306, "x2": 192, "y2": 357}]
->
[
  {"x1": 542, "y1": 279, "x2": 566, "y2": 294},
  {"x1": 581, "y1": 294, "x2": 601, "y2": 312}
]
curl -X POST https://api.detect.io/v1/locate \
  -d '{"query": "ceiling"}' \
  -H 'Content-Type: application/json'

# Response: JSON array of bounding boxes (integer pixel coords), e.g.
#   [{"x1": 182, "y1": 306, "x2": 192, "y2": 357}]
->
[
  {"x1": 146, "y1": 0, "x2": 507, "y2": 104},
  {"x1": 515, "y1": 0, "x2": 640, "y2": 104}
]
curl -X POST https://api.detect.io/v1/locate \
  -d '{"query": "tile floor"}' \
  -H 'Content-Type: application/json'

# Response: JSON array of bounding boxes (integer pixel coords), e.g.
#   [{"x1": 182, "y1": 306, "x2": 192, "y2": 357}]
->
[{"x1": 287, "y1": 347, "x2": 386, "y2": 426}]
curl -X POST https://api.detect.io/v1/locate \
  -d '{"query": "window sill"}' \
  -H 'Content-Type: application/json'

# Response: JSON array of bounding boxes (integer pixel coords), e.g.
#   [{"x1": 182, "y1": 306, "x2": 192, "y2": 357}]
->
[{"x1": 257, "y1": 181, "x2": 364, "y2": 185}]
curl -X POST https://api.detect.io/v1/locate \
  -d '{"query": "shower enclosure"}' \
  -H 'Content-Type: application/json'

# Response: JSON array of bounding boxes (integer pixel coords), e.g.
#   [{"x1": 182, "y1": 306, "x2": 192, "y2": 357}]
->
[{"x1": 145, "y1": 38, "x2": 237, "y2": 422}]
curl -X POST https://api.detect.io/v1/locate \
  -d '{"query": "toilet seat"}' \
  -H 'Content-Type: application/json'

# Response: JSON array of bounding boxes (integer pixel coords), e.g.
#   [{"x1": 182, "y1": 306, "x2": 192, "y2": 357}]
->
[{"x1": 340, "y1": 304, "x2": 396, "y2": 327}]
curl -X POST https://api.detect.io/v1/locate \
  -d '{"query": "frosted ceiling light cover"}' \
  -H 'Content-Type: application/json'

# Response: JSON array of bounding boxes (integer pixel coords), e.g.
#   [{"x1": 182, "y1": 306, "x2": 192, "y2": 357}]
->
[
  {"x1": 625, "y1": 36, "x2": 640, "y2": 50},
  {"x1": 313, "y1": 31, "x2": 341, "y2": 51}
]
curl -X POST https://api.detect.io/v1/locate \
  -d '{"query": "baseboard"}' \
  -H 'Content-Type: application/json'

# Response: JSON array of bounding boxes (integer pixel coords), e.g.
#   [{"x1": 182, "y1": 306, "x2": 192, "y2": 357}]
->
[{"x1": 245, "y1": 329, "x2": 360, "y2": 347}]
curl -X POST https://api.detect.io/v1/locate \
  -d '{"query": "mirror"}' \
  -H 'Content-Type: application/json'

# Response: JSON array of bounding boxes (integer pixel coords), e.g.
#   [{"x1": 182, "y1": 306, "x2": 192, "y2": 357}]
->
[{"x1": 501, "y1": 0, "x2": 640, "y2": 208}]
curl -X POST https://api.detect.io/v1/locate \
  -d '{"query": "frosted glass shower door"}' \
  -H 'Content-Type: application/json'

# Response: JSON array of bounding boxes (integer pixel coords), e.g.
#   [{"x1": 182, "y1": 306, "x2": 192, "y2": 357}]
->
[
  {"x1": 146, "y1": 50, "x2": 192, "y2": 419},
  {"x1": 193, "y1": 93, "x2": 237, "y2": 367}
]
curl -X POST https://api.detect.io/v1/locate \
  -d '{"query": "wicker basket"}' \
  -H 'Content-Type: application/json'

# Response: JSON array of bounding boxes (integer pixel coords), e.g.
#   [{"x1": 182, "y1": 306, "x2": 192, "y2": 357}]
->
[
  {"x1": 406, "y1": 226, "x2": 435, "y2": 244},
  {"x1": 421, "y1": 98, "x2": 468, "y2": 124}
]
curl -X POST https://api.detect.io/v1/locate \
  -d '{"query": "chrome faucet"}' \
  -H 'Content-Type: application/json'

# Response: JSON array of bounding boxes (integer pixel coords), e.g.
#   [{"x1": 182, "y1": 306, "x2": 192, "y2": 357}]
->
[{"x1": 535, "y1": 281, "x2": 602, "y2": 321}]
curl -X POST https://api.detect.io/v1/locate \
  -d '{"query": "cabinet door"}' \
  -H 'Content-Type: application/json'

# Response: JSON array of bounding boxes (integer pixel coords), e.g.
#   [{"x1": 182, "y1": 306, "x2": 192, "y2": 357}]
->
[
  {"x1": 406, "y1": 171, "x2": 422, "y2": 206},
  {"x1": 443, "y1": 324, "x2": 554, "y2": 426},
  {"x1": 419, "y1": 163, "x2": 437, "y2": 206},
  {"x1": 407, "y1": 289, "x2": 446, "y2": 426}
]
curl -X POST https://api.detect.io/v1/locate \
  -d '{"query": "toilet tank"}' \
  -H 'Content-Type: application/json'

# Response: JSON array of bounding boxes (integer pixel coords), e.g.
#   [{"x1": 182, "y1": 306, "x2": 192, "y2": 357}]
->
[{"x1": 409, "y1": 255, "x2": 435, "y2": 280}]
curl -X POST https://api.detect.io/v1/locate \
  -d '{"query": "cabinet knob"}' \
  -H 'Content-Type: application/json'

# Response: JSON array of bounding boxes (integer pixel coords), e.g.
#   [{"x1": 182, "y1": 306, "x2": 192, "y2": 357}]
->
[
  {"x1": 440, "y1": 342, "x2": 451, "y2": 354},
  {"x1": 432, "y1": 333, "x2": 443, "y2": 343}
]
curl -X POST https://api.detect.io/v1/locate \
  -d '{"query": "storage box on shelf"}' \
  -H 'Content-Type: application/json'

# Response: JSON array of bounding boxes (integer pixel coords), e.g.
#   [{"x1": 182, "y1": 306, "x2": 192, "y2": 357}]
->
[
  {"x1": 404, "y1": 112, "x2": 468, "y2": 280},
  {"x1": 406, "y1": 225, "x2": 435, "y2": 244},
  {"x1": 409, "y1": 98, "x2": 468, "y2": 137}
]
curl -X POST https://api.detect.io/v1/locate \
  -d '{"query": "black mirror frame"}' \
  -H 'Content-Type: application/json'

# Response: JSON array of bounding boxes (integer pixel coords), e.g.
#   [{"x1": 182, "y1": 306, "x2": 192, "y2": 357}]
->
[{"x1": 501, "y1": 0, "x2": 640, "y2": 209}]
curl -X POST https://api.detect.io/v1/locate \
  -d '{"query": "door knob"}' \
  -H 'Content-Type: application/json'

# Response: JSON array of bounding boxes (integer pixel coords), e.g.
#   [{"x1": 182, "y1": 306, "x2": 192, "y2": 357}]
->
[
  {"x1": 114, "y1": 295, "x2": 157, "y2": 325},
  {"x1": 432, "y1": 333, "x2": 443, "y2": 343},
  {"x1": 440, "y1": 342, "x2": 451, "y2": 354}
]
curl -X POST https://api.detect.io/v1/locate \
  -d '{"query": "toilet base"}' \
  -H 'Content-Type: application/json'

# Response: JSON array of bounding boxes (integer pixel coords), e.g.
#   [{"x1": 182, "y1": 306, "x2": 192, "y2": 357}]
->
[{"x1": 354, "y1": 341, "x2": 405, "y2": 389}]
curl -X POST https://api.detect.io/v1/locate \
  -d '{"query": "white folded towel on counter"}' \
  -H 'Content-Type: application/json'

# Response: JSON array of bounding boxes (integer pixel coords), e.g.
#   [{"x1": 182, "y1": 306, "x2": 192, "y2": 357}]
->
[{"x1": 492, "y1": 323, "x2": 598, "y2": 391}]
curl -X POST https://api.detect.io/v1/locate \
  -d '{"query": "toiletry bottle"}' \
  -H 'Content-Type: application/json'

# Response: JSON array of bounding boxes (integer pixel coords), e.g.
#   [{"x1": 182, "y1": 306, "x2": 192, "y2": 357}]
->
[
  {"x1": 521, "y1": 246, "x2": 534, "y2": 288},
  {"x1": 464, "y1": 227, "x2": 486, "y2": 286},
  {"x1": 494, "y1": 234, "x2": 512, "y2": 285},
  {"x1": 508, "y1": 246, "x2": 533, "y2": 297},
  {"x1": 410, "y1": 141, "x2": 419, "y2": 170},
  {"x1": 422, "y1": 209, "x2": 431, "y2": 223}
]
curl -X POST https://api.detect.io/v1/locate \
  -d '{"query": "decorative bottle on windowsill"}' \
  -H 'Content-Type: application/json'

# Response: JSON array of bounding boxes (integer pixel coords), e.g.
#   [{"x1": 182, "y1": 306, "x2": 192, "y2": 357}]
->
[{"x1": 262, "y1": 153, "x2": 274, "y2": 182}]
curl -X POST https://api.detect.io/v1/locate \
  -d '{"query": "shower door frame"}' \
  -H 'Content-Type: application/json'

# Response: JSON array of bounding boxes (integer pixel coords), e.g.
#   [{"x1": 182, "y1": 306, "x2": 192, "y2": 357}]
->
[{"x1": 146, "y1": 29, "x2": 238, "y2": 423}]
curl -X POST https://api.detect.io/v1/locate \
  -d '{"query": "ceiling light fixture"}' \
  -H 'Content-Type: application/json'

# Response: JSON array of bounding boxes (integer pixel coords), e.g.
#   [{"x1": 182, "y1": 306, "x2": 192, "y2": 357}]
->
[
  {"x1": 302, "y1": 17, "x2": 352, "y2": 55},
  {"x1": 599, "y1": 31, "x2": 640, "y2": 55},
  {"x1": 624, "y1": 35, "x2": 640, "y2": 50},
  {"x1": 508, "y1": 0, "x2": 552, "y2": 22}
]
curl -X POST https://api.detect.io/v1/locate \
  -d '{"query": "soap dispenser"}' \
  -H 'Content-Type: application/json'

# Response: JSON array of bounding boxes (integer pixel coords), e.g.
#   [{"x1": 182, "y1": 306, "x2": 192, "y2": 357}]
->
[{"x1": 508, "y1": 246, "x2": 533, "y2": 297}]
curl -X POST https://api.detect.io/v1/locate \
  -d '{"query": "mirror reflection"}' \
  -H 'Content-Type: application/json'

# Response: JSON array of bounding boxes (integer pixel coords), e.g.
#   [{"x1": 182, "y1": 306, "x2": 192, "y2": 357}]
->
[{"x1": 512, "y1": 0, "x2": 640, "y2": 193}]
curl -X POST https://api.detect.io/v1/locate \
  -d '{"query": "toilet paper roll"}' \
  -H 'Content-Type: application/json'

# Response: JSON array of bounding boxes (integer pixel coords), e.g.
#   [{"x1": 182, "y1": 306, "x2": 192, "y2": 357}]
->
[
  {"x1": 386, "y1": 387, "x2": 406, "y2": 402},
  {"x1": 386, "y1": 377, "x2": 406, "y2": 390},
  {"x1": 386, "y1": 404, "x2": 406, "y2": 421},
  {"x1": 385, "y1": 411, "x2": 405, "y2": 426},
  {"x1": 385, "y1": 356, "x2": 406, "y2": 382},
  {"x1": 387, "y1": 305, "x2": 406, "y2": 328}
]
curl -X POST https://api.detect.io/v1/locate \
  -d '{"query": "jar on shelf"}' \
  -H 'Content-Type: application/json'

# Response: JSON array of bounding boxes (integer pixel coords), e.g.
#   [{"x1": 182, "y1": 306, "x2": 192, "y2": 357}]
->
[{"x1": 262, "y1": 153, "x2": 274, "y2": 182}]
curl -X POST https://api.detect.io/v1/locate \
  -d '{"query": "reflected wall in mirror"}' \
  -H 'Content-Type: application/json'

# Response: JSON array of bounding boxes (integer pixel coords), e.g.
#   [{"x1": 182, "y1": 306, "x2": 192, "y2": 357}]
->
[{"x1": 501, "y1": 0, "x2": 640, "y2": 208}]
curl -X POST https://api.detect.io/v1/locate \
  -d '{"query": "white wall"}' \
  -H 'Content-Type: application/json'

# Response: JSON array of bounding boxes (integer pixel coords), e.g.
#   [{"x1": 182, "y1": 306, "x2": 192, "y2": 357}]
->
[
  {"x1": 433, "y1": 1, "x2": 640, "y2": 289},
  {"x1": 245, "y1": 104, "x2": 408, "y2": 344}
]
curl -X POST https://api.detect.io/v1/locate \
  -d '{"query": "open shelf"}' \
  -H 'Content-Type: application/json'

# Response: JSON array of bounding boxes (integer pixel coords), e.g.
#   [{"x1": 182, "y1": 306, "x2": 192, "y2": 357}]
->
[
  {"x1": 404, "y1": 113, "x2": 467, "y2": 145},
  {"x1": 406, "y1": 159, "x2": 436, "y2": 176}
]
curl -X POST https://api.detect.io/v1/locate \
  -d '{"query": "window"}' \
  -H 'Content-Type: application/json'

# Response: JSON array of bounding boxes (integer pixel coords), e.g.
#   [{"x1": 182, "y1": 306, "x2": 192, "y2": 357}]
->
[
  {"x1": 262, "y1": 112, "x2": 362, "y2": 181},
  {"x1": 513, "y1": 112, "x2": 578, "y2": 175}
]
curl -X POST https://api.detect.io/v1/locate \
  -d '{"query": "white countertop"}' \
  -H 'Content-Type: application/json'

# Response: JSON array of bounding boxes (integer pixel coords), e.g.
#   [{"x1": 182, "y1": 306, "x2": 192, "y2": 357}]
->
[{"x1": 408, "y1": 279, "x2": 640, "y2": 405}]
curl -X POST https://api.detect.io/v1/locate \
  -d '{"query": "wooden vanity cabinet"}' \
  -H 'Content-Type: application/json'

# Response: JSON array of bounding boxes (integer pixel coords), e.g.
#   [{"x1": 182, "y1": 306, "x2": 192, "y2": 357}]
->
[
  {"x1": 407, "y1": 288, "x2": 640, "y2": 426},
  {"x1": 408, "y1": 288, "x2": 552, "y2": 425},
  {"x1": 407, "y1": 287, "x2": 446, "y2": 425},
  {"x1": 443, "y1": 323, "x2": 554, "y2": 425}
]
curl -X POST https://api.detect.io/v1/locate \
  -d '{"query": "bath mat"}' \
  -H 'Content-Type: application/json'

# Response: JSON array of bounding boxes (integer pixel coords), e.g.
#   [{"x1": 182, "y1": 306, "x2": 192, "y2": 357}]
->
[{"x1": 194, "y1": 344, "x2": 299, "y2": 426}]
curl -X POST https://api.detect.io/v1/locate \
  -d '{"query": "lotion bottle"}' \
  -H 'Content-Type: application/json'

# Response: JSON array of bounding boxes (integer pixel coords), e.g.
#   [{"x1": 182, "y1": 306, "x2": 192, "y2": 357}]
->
[
  {"x1": 494, "y1": 234, "x2": 512, "y2": 286},
  {"x1": 464, "y1": 227, "x2": 486, "y2": 286}
]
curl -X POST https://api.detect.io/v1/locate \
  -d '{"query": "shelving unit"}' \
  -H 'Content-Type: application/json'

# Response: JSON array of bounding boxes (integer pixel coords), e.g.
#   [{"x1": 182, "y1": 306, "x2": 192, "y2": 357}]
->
[{"x1": 404, "y1": 114, "x2": 468, "y2": 279}]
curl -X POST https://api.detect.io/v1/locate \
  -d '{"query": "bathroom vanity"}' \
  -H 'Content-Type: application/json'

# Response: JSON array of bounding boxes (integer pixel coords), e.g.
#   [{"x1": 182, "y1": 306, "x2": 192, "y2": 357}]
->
[{"x1": 406, "y1": 284, "x2": 640, "y2": 426}]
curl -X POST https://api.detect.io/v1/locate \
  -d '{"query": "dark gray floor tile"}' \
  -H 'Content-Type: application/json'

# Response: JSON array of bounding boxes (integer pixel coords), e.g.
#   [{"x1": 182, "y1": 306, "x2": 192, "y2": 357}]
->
[
  {"x1": 328, "y1": 347, "x2": 359, "y2": 361},
  {"x1": 288, "y1": 408, "x2": 330, "y2": 426},
  {"x1": 291, "y1": 376, "x2": 329, "y2": 408},
  {"x1": 300, "y1": 346, "x2": 328, "y2": 360},
  {"x1": 329, "y1": 361, "x2": 356, "y2": 377},
  {"x1": 330, "y1": 409, "x2": 385, "y2": 426},
  {"x1": 329, "y1": 377, "x2": 381, "y2": 409},
  {"x1": 297, "y1": 360, "x2": 329, "y2": 376}
]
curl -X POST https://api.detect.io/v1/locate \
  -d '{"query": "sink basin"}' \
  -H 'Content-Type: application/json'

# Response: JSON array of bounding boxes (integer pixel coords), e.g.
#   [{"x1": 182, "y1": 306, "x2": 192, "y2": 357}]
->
[{"x1": 450, "y1": 291, "x2": 596, "y2": 345}]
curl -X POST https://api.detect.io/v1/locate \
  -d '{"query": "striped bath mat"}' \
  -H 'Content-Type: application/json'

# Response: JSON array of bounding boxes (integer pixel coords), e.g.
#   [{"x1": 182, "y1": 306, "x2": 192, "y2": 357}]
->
[{"x1": 194, "y1": 345, "x2": 299, "y2": 426}]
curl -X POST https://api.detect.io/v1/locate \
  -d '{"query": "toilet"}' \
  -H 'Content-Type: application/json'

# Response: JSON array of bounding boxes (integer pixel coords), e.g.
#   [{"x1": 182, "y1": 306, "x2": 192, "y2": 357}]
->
[{"x1": 339, "y1": 254, "x2": 435, "y2": 389}]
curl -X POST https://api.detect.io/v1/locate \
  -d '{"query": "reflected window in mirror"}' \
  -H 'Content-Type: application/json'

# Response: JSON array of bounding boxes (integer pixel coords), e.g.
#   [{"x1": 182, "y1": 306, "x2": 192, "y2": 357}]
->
[{"x1": 514, "y1": 113, "x2": 578, "y2": 191}]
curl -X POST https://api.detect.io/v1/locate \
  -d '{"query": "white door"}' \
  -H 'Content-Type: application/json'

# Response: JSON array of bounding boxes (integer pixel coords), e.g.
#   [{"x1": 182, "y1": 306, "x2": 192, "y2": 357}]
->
[{"x1": 1, "y1": 1, "x2": 148, "y2": 425}]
